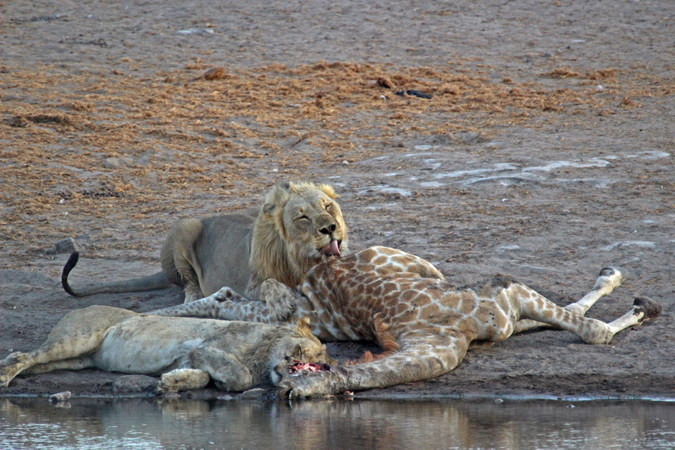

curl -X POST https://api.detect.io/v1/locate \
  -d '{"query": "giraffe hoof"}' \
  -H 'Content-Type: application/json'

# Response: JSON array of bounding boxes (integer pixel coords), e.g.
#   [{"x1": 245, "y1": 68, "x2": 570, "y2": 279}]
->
[
  {"x1": 633, "y1": 297, "x2": 662, "y2": 321},
  {"x1": 214, "y1": 287, "x2": 235, "y2": 302},
  {"x1": 598, "y1": 266, "x2": 624, "y2": 287}
]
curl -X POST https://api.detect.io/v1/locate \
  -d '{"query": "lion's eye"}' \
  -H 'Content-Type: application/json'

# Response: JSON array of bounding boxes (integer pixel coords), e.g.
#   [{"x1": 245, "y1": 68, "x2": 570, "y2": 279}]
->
[
  {"x1": 297, "y1": 215, "x2": 310, "y2": 222},
  {"x1": 325, "y1": 203, "x2": 333, "y2": 212}
]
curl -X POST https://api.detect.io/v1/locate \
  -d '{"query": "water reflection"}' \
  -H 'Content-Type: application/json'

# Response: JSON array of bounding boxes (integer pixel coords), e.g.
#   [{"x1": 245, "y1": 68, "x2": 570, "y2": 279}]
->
[{"x1": 1, "y1": 397, "x2": 673, "y2": 449}]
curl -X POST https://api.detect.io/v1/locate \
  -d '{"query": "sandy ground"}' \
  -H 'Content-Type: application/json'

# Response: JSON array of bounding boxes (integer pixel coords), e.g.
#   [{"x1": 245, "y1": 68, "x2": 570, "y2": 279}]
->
[{"x1": 0, "y1": 1, "x2": 673, "y2": 400}]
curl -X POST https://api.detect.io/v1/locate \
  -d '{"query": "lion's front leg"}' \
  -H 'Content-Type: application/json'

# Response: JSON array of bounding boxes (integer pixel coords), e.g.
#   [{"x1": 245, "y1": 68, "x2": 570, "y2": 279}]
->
[
  {"x1": 189, "y1": 346, "x2": 254, "y2": 392},
  {"x1": 157, "y1": 368, "x2": 211, "y2": 393}
]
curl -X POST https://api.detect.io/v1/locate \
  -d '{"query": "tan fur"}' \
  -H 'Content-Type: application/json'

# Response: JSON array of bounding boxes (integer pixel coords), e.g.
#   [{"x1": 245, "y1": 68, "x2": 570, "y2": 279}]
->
[
  {"x1": 152, "y1": 247, "x2": 661, "y2": 398},
  {"x1": 0, "y1": 307, "x2": 331, "y2": 393},
  {"x1": 61, "y1": 181, "x2": 349, "y2": 304},
  {"x1": 247, "y1": 181, "x2": 348, "y2": 298}
]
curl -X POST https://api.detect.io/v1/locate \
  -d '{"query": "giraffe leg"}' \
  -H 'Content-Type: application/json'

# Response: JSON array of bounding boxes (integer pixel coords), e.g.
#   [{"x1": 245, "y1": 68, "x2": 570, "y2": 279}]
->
[
  {"x1": 606, "y1": 297, "x2": 661, "y2": 334},
  {"x1": 569, "y1": 296, "x2": 661, "y2": 344},
  {"x1": 348, "y1": 313, "x2": 400, "y2": 364},
  {"x1": 513, "y1": 267, "x2": 622, "y2": 334},
  {"x1": 279, "y1": 331, "x2": 471, "y2": 398},
  {"x1": 257, "y1": 279, "x2": 304, "y2": 321},
  {"x1": 149, "y1": 287, "x2": 282, "y2": 323},
  {"x1": 509, "y1": 284, "x2": 661, "y2": 344}
]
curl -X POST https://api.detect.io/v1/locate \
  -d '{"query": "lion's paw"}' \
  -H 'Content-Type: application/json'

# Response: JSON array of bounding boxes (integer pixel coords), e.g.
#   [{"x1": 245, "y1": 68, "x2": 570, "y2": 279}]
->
[{"x1": 157, "y1": 368, "x2": 210, "y2": 393}]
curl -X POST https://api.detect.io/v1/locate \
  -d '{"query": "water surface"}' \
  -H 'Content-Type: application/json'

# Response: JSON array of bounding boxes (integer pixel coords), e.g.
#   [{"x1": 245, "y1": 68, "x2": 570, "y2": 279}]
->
[{"x1": 1, "y1": 398, "x2": 673, "y2": 449}]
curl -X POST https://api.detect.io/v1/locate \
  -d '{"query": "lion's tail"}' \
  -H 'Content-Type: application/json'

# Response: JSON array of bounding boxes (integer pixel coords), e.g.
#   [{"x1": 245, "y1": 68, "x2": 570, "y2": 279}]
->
[{"x1": 62, "y1": 252, "x2": 171, "y2": 297}]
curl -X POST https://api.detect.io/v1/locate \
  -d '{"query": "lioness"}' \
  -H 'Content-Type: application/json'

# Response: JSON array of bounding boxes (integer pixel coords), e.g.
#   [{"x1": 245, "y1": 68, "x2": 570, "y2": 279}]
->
[
  {"x1": 61, "y1": 181, "x2": 349, "y2": 303},
  {"x1": 0, "y1": 306, "x2": 331, "y2": 393}
]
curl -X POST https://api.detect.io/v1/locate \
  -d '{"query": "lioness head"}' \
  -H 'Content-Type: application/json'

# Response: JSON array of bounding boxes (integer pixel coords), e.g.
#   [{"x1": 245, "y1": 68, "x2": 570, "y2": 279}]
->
[
  {"x1": 250, "y1": 181, "x2": 349, "y2": 290},
  {"x1": 268, "y1": 317, "x2": 334, "y2": 385}
]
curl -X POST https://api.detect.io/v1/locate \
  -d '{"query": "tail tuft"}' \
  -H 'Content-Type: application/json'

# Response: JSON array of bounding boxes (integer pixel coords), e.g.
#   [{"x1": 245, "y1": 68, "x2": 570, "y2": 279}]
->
[{"x1": 61, "y1": 252, "x2": 81, "y2": 297}]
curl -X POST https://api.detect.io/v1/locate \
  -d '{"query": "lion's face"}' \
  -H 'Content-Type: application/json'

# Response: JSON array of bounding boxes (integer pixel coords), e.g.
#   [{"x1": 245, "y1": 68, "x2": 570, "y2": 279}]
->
[
  {"x1": 280, "y1": 182, "x2": 348, "y2": 261},
  {"x1": 268, "y1": 317, "x2": 334, "y2": 385},
  {"x1": 251, "y1": 181, "x2": 349, "y2": 289}
]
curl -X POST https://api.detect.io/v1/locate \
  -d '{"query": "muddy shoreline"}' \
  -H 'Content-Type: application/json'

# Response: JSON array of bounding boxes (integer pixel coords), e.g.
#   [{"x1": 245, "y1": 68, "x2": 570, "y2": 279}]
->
[{"x1": 1, "y1": 0, "x2": 672, "y2": 400}]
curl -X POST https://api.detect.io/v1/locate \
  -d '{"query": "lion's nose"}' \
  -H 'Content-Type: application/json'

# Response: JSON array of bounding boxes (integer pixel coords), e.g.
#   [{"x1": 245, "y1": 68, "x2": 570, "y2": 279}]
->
[{"x1": 319, "y1": 223, "x2": 336, "y2": 235}]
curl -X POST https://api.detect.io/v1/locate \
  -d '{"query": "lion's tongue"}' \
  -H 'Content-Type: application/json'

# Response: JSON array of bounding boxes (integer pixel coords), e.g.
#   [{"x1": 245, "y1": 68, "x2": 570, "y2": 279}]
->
[{"x1": 320, "y1": 240, "x2": 341, "y2": 257}]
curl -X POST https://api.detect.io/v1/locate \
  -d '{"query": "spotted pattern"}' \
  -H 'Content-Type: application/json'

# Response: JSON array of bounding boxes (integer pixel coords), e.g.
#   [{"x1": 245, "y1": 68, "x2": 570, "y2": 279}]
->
[{"x1": 151, "y1": 246, "x2": 661, "y2": 398}]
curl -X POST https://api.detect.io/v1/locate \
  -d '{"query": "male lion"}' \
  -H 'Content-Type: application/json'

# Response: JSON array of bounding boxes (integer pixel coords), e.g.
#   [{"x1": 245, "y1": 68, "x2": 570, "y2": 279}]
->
[
  {"x1": 0, "y1": 306, "x2": 331, "y2": 393},
  {"x1": 61, "y1": 181, "x2": 349, "y2": 303}
]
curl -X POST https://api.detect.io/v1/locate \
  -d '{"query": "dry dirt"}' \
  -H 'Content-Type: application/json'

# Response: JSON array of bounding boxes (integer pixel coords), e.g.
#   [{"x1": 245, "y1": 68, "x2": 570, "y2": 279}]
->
[{"x1": 0, "y1": 0, "x2": 673, "y2": 400}]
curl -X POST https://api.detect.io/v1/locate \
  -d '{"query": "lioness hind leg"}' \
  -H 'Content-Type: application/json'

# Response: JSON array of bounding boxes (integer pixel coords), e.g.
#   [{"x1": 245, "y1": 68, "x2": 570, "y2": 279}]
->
[
  {"x1": 0, "y1": 352, "x2": 34, "y2": 387},
  {"x1": 24, "y1": 357, "x2": 94, "y2": 375},
  {"x1": 513, "y1": 267, "x2": 623, "y2": 334},
  {"x1": 0, "y1": 351, "x2": 96, "y2": 387},
  {"x1": 0, "y1": 306, "x2": 132, "y2": 387}
]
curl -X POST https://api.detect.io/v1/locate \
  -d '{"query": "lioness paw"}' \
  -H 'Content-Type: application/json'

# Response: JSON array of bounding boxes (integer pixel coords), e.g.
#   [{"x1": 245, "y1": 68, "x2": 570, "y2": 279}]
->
[{"x1": 157, "y1": 368, "x2": 210, "y2": 393}]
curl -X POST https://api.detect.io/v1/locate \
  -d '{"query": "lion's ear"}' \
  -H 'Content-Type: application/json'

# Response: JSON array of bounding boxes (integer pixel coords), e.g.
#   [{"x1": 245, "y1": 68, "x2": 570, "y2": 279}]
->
[
  {"x1": 263, "y1": 182, "x2": 291, "y2": 216},
  {"x1": 318, "y1": 184, "x2": 339, "y2": 199},
  {"x1": 262, "y1": 202, "x2": 276, "y2": 216},
  {"x1": 296, "y1": 316, "x2": 313, "y2": 337}
]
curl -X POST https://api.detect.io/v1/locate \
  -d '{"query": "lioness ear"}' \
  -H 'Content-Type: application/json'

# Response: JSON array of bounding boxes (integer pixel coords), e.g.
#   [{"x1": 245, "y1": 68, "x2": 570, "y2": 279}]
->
[
  {"x1": 296, "y1": 316, "x2": 313, "y2": 337},
  {"x1": 318, "y1": 184, "x2": 339, "y2": 199}
]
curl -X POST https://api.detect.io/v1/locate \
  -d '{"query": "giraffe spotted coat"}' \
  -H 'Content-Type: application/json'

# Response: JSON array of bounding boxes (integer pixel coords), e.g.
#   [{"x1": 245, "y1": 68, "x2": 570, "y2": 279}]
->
[{"x1": 152, "y1": 246, "x2": 661, "y2": 398}]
